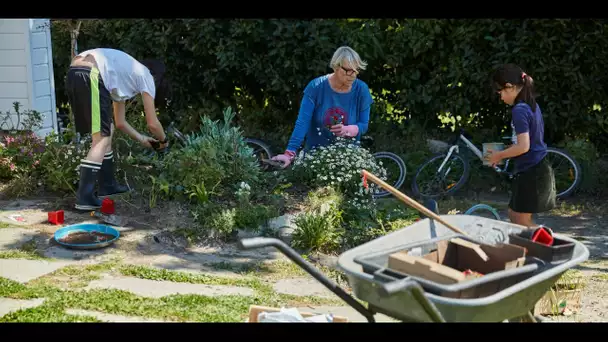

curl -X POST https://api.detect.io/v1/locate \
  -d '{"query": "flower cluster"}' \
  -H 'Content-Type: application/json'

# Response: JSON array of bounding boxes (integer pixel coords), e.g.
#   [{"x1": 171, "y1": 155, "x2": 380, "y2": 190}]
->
[
  {"x1": 292, "y1": 136, "x2": 387, "y2": 210},
  {"x1": 235, "y1": 181, "x2": 252, "y2": 205},
  {"x1": 0, "y1": 132, "x2": 44, "y2": 179}
]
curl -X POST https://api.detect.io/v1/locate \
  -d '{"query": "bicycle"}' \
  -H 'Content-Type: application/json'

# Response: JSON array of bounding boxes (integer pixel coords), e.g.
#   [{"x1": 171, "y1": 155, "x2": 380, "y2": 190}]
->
[
  {"x1": 247, "y1": 135, "x2": 407, "y2": 199},
  {"x1": 411, "y1": 128, "x2": 582, "y2": 200}
]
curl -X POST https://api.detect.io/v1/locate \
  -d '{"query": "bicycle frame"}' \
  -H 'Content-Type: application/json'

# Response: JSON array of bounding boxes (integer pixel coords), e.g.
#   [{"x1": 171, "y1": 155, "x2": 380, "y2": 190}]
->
[{"x1": 439, "y1": 134, "x2": 514, "y2": 178}]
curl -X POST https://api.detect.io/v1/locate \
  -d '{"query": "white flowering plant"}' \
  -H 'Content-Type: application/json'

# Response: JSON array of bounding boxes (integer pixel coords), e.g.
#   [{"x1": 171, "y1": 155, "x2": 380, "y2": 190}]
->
[
  {"x1": 235, "y1": 181, "x2": 252, "y2": 206},
  {"x1": 290, "y1": 136, "x2": 388, "y2": 210}
]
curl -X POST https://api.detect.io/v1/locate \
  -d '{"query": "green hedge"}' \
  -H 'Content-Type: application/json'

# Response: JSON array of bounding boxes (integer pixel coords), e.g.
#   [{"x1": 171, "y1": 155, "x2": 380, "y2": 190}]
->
[{"x1": 50, "y1": 19, "x2": 608, "y2": 151}]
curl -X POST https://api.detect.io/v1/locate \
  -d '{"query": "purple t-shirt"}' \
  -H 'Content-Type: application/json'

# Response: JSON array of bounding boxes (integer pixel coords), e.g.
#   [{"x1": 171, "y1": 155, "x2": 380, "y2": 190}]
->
[{"x1": 510, "y1": 101, "x2": 547, "y2": 173}]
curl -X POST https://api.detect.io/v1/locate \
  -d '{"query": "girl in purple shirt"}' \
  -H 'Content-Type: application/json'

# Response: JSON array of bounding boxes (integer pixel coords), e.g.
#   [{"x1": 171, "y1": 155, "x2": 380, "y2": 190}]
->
[{"x1": 486, "y1": 64, "x2": 556, "y2": 228}]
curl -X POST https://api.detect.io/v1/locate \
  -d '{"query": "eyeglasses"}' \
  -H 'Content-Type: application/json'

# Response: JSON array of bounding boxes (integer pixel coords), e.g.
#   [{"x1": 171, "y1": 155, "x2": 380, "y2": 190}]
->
[{"x1": 341, "y1": 66, "x2": 359, "y2": 76}]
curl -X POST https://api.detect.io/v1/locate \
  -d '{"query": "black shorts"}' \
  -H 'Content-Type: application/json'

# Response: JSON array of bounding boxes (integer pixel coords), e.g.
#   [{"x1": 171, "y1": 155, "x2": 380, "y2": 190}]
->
[
  {"x1": 65, "y1": 66, "x2": 113, "y2": 137},
  {"x1": 509, "y1": 157, "x2": 556, "y2": 214}
]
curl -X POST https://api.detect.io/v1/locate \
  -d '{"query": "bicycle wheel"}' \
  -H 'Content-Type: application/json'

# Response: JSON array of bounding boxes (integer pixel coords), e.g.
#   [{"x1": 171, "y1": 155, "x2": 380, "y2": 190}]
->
[
  {"x1": 371, "y1": 151, "x2": 407, "y2": 198},
  {"x1": 244, "y1": 137, "x2": 274, "y2": 171},
  {"x1": 464, "y1": 204, "x2": 502, "y2": 220},
  {"x1": 411, "y1": 153, "x2": 470, "y2": 199},
  {"x1": 545, "y1": 147, "x2": 582, "y2": 199}
]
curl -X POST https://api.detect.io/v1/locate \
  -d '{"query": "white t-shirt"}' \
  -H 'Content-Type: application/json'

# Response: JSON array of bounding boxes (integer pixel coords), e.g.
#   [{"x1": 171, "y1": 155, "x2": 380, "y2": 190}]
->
[{"x1": 77, "y1": 48, "x2": 156, "y2": 102}]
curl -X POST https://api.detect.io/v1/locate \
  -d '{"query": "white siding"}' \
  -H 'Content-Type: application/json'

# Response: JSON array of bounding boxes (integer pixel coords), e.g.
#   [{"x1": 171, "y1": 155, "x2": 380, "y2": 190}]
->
[
  {"x1": 0, "y1": 19, "x2": 30, "y2": 122},
  {"x1": 0, "y1": 18, "x2": 57, "y2": 137}
]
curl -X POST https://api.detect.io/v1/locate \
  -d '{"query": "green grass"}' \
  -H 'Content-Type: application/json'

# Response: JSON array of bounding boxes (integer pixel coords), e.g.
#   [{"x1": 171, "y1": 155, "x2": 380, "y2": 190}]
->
[
  {"x1": 549, "y1": 198, "x2": 608, "y2": 217},
  {"x1": 0, "y1": 222, "x2": 10, "y2": 229},
  {"x1": 118, "y1": 264, "x2": 268, "y2": 291},
  {"x1": 0, "y1": 260, "x2": 344, "y2": 322},
  {"x1": 0, "y1": 239, "x2": 50, "y2": 260},
  {"x1": 591, "y1": 273, "x2": 608, "y2": 281},
  {"x1": 0, "y1": 277, "x2": 60, "y2": 300},
  {"x1": 0, "y1": 302, "x2": 102, "y2": 322},
  {"x1": 0, "y1": 249, "x2": 47, "y2": 260}
]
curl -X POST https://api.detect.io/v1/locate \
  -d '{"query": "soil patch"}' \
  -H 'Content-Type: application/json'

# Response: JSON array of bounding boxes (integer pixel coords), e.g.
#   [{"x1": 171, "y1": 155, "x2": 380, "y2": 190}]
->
[{"x1": 58, "y1": 232, "x2": 116, "y2": 245}]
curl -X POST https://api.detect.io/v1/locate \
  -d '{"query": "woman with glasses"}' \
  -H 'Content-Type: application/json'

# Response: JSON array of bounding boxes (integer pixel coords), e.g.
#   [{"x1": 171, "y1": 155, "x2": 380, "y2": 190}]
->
[{"x1": 271, "y1": 46, "x2": 374, "y2": 168}]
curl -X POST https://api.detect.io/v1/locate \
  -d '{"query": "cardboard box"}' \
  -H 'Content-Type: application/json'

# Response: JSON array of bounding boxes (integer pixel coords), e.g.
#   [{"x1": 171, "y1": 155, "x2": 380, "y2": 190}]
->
[
  {"x1": 387, "y1": 237, "x2": 527, "y2": 286},
  {"x1": 247, "y1": 305, "x2": 349, "y2": 323}
]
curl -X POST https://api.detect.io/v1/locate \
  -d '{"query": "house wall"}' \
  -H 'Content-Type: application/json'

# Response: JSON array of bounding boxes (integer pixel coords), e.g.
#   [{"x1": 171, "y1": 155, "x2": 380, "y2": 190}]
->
[{"x1": 0, "y1": 18, "x2": 57, "y2": 137}]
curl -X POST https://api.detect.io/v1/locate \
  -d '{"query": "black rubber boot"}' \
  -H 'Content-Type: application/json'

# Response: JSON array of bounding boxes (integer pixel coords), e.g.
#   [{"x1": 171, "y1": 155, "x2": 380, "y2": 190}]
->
[
  {"x1": 75, "y1": 160, "x2": 103, "y2": 211},
  {"x1": 98, "y1": 151, "x2": 130, "y2": 197}
]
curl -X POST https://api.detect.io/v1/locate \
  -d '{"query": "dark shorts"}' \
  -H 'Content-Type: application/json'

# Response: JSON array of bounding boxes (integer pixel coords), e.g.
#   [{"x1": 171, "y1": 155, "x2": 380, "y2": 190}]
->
[
  {"x1": 65, "y1": 66, "x2": 113, "y2": 137},
  {"x1": 509, "y1": 156, "x2": 556, "y2": 214}
]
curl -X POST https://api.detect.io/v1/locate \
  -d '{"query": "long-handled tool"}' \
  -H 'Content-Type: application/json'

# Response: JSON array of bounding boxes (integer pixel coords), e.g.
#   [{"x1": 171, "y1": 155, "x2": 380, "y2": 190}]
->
[
  {"x1": 362, "y1": 169, "x2": 468, "y2": 236},
  {"x1": 362, "y1": 170, "x2": 491, "y2": 261}
]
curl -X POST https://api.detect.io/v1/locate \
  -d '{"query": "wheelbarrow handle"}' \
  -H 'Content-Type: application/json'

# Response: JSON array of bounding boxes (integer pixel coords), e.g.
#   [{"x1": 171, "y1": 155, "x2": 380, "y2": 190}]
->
[
  {"x1": 238, "y1": 237, "x2": 376, "y2": 323},
  {"x1": 238, "y1": 237, "x2": 277, "y2": 250},
  {"x1": 381, "y1": 279, "x2": 446, "y2": 323}
]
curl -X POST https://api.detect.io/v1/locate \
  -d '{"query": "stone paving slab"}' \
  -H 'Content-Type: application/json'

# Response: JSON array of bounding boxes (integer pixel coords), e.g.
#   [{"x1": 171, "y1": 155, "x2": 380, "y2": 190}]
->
[
  {"x1": 273, "y1": 277, "x2": 334, "y2": 298},
  {"x1": 65, "y1": 308, "x2": 168, "y2": 322},
  {"x1": 133, "y1": 254, "x2": 243, "y2": 278},
  {"x1": 0, "y1": 259, "x2": 72, "y2": 283},
  {"x1": 0, "y1": 228, "x2": 38, "y2": 250},
  {"x1": 0, "y1": 297, "x2": 46, "y2": 317},
  {"x1": 0, "y1": 209, "x2": 51, "y2": 227},
  {"x1": 42, "y1": 245, "x2": 115, "y2": 261},
  {"x1": 84, "y1": 275, "x2": 255, "y2": 298}
]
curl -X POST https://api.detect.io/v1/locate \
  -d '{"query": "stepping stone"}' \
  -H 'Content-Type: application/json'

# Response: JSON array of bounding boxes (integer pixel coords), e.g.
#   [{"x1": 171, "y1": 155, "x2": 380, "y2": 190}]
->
[
  {"x1": 0, "y1": 209, "x2": 50, "y2": 227},
  {"x1": 134, "y1": 254, "x2": 243, "y2": 278},
  {"x1": 42, "y1": 245, "x2": 111, "y2": 261},
  {"x1": 0, "y1": 200, "x2": 51, "y2": 212},
  {"x1": 0, "y1": 298, "x2": 46, "y2": 317},
  {"x1": 0, "y1": 259, "x2": 71, "y2": 283},
  {"x1": 85, "y1": 276, "x2": 255, "y2": 298},
  {"x1": 65, "y1": 309, "x2": 168, "y2": 322},
  {"x1": 0, "y1": 228, "x2": 37, "y2": 250},
  {"x1": 273, "y1": 277, "x2": 334, "y2": 298}
]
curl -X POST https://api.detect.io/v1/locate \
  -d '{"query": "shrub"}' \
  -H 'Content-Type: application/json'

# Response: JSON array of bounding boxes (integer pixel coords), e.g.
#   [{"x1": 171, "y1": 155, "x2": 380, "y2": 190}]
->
[
  {"x1": 0, "y1": 133, "x2": 44, "y2": 181},
  {"x1": 291, "y1": 206, "x2": 343, "y2": 254},
  {"x1": 52, "y1": 19, "x2": 608, "y2": 153},
  {"x1": 558, "y1": 137, "x2": 608, "y2": 196},
  {"x1": 0, "y1": 102, "x2": 42, "y2": 133},
  {"x1": 37, "y1": 133, "x2": 91, "y2": 193},
  {"x1": 0, "y1": 102, "x2": 45, "y2": 181},
  {"x1": 290, "y1": 137, "x2": 387, "y2": 210},
  {"x1": 158, "y1": 107, "x2": 262, "y2": 200}
]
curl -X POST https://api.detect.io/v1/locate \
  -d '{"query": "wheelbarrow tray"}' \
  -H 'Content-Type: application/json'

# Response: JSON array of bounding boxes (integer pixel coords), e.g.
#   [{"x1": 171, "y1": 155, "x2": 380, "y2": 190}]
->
[{"x1": 337, "y1": 215, "x2": 589, "y2": 322}]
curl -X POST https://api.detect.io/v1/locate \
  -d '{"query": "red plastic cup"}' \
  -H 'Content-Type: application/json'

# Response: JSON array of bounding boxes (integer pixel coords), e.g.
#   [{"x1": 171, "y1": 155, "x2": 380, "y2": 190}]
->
[
  {"x1": 101, "y1": 198, "x2": 115, "y2": 214},
  {"x1": 48, "y1": 210, "x2": 64, "y2": 225},
  {"x1": 531, "y1": 227, "x2": 554, "y2": 246}
]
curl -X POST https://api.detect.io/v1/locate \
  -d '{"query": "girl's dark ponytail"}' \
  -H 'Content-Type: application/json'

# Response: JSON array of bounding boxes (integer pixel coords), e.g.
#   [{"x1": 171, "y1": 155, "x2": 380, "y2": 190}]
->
[{"x1": 517, "y1": 73, "x2": 537, "y2": 110}]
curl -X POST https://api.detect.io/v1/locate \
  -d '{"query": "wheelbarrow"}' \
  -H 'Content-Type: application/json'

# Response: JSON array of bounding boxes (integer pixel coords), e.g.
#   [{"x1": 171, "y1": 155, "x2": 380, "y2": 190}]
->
[{"x1": 238, "y1": 214, "x2": 589, "y2": 323}]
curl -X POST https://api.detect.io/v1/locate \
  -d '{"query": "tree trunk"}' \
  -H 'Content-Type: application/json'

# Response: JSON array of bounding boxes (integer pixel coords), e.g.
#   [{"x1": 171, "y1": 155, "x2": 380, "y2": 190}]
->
[{"x1": 69, "y1": 20, "x2": 82, "y2": 60}]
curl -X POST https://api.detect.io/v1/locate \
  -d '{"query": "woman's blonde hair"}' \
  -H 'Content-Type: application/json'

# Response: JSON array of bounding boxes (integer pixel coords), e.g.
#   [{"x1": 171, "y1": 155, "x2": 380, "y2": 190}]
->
[{"x1": 329, "y1": 46, "x2": 368, "y2": 71}]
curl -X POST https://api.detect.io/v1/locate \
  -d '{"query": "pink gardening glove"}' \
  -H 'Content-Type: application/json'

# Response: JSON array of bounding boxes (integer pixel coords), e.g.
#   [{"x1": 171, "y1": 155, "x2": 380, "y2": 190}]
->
[
  {"x1": 330, "y1": 124, "x2": 359, "y2": 137},
  {"x1": 271, "y1": 150, "x2": 296, "y2": 168}
]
